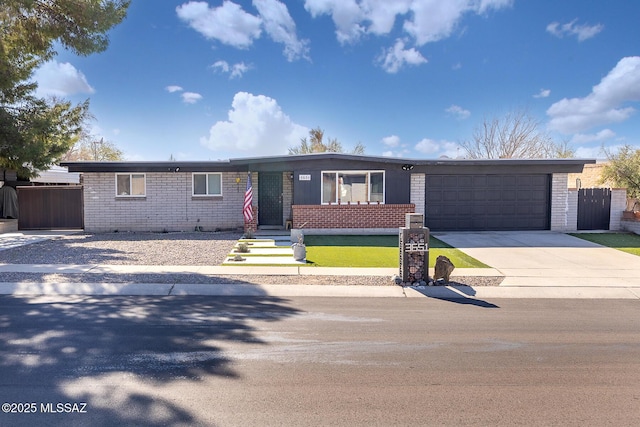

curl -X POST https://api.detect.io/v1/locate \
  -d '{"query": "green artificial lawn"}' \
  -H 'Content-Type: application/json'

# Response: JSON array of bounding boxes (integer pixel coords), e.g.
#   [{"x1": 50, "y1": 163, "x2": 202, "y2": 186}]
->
[
  {"x1": 304, "y1": 235, "x2": 488, "y2": 268},
  {"x1": 569, "y1": 233, "x2": 640, "y2": 257}
]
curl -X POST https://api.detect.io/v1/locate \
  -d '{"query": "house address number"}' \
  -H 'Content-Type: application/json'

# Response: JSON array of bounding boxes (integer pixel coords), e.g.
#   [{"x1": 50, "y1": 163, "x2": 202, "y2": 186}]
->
[
  {"x1": 404, "y1": 242, "x2": 428, "y2": 253},
  {"x1": 298, "y1": 174, "x2": 311, "y2": 181}
]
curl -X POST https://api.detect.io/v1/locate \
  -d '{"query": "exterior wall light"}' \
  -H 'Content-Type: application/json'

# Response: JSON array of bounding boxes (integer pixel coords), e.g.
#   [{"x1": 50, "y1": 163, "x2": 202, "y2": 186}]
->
[{"x1": 402, "y1": 164, "x2": 414, "y2": 171}]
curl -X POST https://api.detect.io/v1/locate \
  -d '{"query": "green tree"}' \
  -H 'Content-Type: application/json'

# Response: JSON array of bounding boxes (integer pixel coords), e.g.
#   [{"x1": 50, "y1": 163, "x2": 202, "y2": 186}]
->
[
  {"x1": 0, "y1": 0, "x2": 130, "y2": 177},
  {"x1": 601, "y1": 145, "x2": 640, "y2": 199},
  {"x1": 289, "y1": 127, "x2": 365, "y2": 155}
]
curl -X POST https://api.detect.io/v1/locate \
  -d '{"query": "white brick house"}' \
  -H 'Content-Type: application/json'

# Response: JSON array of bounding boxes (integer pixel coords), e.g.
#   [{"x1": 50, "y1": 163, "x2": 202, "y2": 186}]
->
[{"x1": 62, "y1": 154, "x2": 596, "y2": 233}]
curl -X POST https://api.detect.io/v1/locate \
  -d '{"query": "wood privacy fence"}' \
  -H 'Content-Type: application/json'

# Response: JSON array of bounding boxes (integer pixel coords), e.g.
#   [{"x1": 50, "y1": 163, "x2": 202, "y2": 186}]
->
[
  {"x1": 17, "y1": 186, "x2": 84, "y2": 230},
  {"x1": 577, "y1": 188, "x2": 611, "y2": 230}
]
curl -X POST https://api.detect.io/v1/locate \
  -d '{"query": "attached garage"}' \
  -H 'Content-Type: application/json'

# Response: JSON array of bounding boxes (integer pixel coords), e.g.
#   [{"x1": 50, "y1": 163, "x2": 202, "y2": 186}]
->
[
  {"x1": 425, "y1": 174, "x2": 550, "y2": 231},
  {"x1": 63, "y1": 155, "x2": 595, "y2": 233}
]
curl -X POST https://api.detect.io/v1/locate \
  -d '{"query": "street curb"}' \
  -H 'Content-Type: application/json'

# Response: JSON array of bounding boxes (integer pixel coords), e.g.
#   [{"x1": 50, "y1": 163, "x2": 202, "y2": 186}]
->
[{"x1": 1, "y1": 282, "x2": 639, "y2": 299}]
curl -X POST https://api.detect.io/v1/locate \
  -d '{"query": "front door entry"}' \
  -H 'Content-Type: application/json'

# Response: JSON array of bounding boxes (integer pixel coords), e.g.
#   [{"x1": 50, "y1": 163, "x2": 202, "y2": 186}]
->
[{"x1": 258, "y1": 172, "x2": 283, "y2": 227}]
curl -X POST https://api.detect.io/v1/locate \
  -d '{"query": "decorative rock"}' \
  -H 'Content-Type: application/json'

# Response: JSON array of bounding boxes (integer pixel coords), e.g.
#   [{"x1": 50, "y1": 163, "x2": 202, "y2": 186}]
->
[{"x1": 434, "y1": 255, "x2": 455, "y2": 284}]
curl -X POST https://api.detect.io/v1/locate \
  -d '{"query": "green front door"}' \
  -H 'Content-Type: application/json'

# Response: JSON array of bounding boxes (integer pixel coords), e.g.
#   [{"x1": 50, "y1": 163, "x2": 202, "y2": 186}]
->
[{"x1": 258, "y1": 172, "x2": 283, "y2": 226}]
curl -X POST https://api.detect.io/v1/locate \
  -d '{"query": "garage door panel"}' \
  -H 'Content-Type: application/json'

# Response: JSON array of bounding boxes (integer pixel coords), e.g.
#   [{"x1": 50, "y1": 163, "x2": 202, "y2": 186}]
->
[
  {"x1": 473, "y1": 176, "x2": 487, "y2": 187},
  {"x1": 474, "y1": 190, "x2": 488, "y2": 201},
  {"x1": 458, "y1": 190, "x2": 473, "y2": 201},
  {"x1": 443, "y1": 176, "x2": 459, "y2": 187},
  {"x1": 458, "y1": 176, "x2": 474, "y2": 187},
  {"x1": 502, "y1": 190, "x2": 517, "y2": 201},
  {"x1": 425, "y1": 174, "x2": 550, "y2": 231}
]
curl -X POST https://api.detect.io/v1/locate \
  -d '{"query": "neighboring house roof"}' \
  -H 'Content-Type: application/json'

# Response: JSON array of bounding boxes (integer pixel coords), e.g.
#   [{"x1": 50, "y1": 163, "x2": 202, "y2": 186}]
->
[
  {"x1": 32, "y1": 165, "x2": 81, "y2": 184},
  {"x1": 61, "y1": 153, "x2": 595, "y2": 174}
]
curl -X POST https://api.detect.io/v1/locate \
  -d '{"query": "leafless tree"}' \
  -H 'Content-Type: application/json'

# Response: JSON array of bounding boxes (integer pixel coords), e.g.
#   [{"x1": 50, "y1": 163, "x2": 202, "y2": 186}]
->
[
  {"x1": 460, "y1": 109, "x2": 563, "y2": 159},
  {"x1": 289, "y1": 127, "x2": 365, "y2": 155}
]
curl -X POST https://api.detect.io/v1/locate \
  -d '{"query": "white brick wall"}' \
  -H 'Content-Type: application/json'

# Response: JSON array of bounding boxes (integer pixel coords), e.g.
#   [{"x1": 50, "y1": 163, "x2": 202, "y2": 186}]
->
[
  {"x1": 610, "y1": 188, "x2": 627, "y2": 231},
  {"x1": 282, "y1": 172, "x2": 293, "y2": 224},
  {"x1": 566, "y1": 188, "x2": 578, "y2": 231},
  {"x1": 621, "y1": 219, "x2": 640, "y2": 234},
  {"x1": 83, "y1": 172, "x2": 246, "y2": 232},
  {"x1": 410, "y1": 173, "x2": 425, "y2": 215},
  {"x1": 550, "y1": 173, "x2": 572, "y2": 231}
]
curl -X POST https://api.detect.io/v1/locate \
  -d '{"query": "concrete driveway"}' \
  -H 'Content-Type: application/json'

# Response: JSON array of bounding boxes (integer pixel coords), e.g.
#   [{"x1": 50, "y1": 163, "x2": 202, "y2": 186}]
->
[{"x1": 433, "y1": 231, "x2": 640, "y2": 288}]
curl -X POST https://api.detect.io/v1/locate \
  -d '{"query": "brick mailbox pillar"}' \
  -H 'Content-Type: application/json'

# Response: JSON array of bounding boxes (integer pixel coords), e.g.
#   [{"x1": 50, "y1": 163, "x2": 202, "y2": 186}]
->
[{"x1": 399, "y1": 213, "x2": 429, "y2": 284}]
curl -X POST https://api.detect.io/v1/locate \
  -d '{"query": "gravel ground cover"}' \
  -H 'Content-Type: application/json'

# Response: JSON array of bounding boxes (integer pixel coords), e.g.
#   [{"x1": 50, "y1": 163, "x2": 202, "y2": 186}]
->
[{"x1": 0, "y1": 232, "x2": 503, "y2": 287}]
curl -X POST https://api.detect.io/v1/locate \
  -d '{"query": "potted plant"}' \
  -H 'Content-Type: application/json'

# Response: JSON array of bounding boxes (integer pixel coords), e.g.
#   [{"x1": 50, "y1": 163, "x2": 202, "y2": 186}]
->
[{"x1": 292, "y1": 234, "x2": 306, "y2": 261}]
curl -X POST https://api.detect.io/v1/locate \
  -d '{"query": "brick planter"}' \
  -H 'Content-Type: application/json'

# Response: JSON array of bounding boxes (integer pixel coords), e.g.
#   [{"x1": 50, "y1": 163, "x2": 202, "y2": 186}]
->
[{"x1": 292, "y1": 203, "x2": 415, "y2": 229}]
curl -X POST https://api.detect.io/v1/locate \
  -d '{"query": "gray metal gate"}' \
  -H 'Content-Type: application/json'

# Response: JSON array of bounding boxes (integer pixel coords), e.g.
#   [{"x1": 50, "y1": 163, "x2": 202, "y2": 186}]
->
[{"x1": 577, "y1": 188, "x2": 611, "y2": 230}]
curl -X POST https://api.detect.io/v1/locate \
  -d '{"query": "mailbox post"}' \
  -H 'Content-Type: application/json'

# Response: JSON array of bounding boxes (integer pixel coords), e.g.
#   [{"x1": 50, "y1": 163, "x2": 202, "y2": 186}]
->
[{"x1": 399, "y1": 213, "x2": 429, "y2": 284}]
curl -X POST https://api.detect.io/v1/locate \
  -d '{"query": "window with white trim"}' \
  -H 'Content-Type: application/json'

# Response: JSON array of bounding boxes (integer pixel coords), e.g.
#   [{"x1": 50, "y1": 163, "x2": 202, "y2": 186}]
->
[
  {"x1": 116, "y1": 173, "x2": 145, "y2": 197},
  {"x1": 192, "y1": 173, "x2": 222, "y2": 196},
  {"x1": 321, "y1": 171, "x2": 384, "y2": 204}
]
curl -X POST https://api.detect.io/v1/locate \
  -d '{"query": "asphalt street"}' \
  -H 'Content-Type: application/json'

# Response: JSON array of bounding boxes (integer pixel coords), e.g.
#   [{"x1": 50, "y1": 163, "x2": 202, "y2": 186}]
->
[{"x1": 0, "y1": 295, "x2": 639, "y2": 426}]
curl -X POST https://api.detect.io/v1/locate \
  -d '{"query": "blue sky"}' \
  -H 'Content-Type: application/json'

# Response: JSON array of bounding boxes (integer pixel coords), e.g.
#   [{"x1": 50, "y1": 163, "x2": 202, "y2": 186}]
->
[{"x1": 34, "y1": 0, "x2": 640, "y2": 161}]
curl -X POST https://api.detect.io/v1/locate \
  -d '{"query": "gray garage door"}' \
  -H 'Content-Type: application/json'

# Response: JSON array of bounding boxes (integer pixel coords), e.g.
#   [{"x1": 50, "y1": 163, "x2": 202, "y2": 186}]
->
[{"x1": 425, "y1": 174, "x2": 550, "y2": 231}]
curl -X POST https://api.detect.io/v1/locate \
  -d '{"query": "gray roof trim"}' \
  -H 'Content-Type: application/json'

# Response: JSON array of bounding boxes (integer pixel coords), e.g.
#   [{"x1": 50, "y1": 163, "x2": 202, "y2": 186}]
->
[
  {"x1": 61, "y1": 153, "x2": 596, "y2": 173},
  {"x1": 60, "y1": 160, "x2": 240, "y2": 173}
]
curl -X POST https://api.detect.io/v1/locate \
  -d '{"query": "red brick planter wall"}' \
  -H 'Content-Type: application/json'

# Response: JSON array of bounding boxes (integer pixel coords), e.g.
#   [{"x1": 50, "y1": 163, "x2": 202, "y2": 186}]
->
[
  {"x1": 292, "y1": 204, "x2": 415, "y2": 229},
  {"x1": 244, "y1": 206, "x2": 258, "y2": 234}
]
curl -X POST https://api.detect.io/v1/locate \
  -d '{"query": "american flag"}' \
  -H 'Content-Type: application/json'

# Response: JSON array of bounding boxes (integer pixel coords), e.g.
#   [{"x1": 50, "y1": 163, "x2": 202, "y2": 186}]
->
[{"x1": 243, "y1": 172, "x2": 253, "y2": 223}]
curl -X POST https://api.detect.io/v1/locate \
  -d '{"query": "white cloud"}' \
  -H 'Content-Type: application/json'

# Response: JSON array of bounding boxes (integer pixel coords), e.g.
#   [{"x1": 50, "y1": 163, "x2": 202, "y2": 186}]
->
[
  {"x1": 211, "y1": 60, "x2": 251, "y2": 79},
  {"x1": 446, "y1": 104, "x2": 471, "y2": 120},
  {"x1": 176, "y1": 1, "x2": 262, "y2": 49},
  {"x1": 33, "y1": 60, "x2": 94, "y2": 97},
  {"x1": 547, "y1": 56, "x2": 640, "y2": 133},
  {"x1": 574, "y1": 145, "x2": 607, "y2": 159},
  {"x1": 382, "y1": 149, "x2": 410, "y2": 157},
  {"x1": 305, "y1": 0, "x2": 512, "y2": 46},
  {"x1": 166, "y1": 85, "x2": 202, "y2": 103},
  {"x1": 200, "y1": 92, "x2": 308, "y2": 155},
  {"x1": 253, "y1": 0, "x2": 310, "y2": 61},
  {"x1": 177, "y1": 1, "x2": 308, "y2": 61},
  {"x1": 546, "y1": 19, "x2": 604, "y2": 42},
  {"x1": 533, "y1": 88, "x2": 551, "y2": 98},
  {"x1": 304, "y1": 0, "x2": 367, "y2": 44},
  {"x1": 181, "y1": 92, "x2": 203, "y2": 104},
  {"x1": 382, "y1": 135, "x2": 400, "y2": 147},
  {"x1": 415, "y1": 138, "x2": 459, "y2": 157},
  {"x1": 570, "y1": 129, "x2": 616, "y2": 145},
  {"x1": 377, "y1": 39, "x2": 427, "y2": 73}
]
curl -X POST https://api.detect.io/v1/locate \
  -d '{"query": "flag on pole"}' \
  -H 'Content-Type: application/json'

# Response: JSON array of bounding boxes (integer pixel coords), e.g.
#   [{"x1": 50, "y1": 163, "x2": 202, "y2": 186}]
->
[{"x1": 243, "y1": 172, "x2": 253, "y2": 223}]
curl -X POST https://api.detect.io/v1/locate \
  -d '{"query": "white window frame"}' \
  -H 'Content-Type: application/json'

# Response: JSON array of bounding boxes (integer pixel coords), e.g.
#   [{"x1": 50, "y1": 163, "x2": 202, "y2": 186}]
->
[
  {"x1": 192, "y1": 172, "x2": 223, "y2": 197},
  {"x1": 115, "y1": 173, "x2": 146, "y2": 197},
  {"x1": 321, "y1": 170, "x2": 385, "y2": 204}
]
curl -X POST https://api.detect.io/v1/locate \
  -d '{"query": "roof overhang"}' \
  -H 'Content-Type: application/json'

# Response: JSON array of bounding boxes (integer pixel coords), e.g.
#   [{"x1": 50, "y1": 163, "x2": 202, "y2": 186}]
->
[{"x1": 61, "y1": 154, "x2": 596, "y2": 174}]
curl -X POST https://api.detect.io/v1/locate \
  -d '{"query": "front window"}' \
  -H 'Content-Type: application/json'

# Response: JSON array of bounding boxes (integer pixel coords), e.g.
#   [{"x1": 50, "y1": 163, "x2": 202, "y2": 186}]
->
[
  {"x1": 321, "y1": 171, "x2": 385, "y2": 204},
  {"x1": 116, "y1": 173, "x2": 145, "y2": 197},
  {"x1": 193, "y1": 173, "x2": 222, "y2": 196}
]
